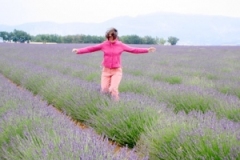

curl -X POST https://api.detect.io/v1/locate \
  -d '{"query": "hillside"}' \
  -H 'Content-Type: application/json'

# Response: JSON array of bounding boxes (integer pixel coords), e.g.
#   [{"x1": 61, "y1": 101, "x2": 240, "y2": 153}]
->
[{"x1": 1, "y1": 12, "x2": 240, "y2": 45}]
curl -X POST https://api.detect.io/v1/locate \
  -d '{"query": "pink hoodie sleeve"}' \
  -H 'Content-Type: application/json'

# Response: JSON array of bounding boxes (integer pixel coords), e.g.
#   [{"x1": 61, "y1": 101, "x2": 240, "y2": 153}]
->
[
  {"x1": 77, "y1": 43, "x2": 102, "y2": 54},
  {"x1": 121, "y1": 43, "x2": 149, "y2": 54}
]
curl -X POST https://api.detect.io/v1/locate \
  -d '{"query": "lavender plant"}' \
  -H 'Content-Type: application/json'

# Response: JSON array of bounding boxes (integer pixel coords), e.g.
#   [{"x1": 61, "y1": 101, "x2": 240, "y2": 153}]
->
[
  {"x1": 152, "y1": 74, "x2": 182, "y2": 84},
  {"x1": 88, "y1": 94, "x2": 165, "y2": 148},
  {"x1": 136, "y1": 111, "x2": 240, "y2": 160},
  {"x1": 39, "y1": 74, "x2": 110, "y2": 122}
]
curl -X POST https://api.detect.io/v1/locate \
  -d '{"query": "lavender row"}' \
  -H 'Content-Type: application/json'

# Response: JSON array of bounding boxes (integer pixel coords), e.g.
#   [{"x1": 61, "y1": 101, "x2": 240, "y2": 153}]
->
[{"x1": 0, "y1": 74, "x2": 144, "y2": 160}]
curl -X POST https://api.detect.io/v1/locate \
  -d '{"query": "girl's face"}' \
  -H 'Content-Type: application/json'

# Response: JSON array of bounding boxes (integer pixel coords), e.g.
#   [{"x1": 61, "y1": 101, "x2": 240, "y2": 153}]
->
[{"x1": 108, "y1": 32, "x2": 115, "y2": 42}]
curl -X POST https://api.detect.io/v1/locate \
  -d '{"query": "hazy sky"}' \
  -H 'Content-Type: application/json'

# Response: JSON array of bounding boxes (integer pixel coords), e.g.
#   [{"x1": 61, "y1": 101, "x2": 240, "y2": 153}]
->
[{"x1": 1, "y1": 0, "x2": 240, "y2": 25}]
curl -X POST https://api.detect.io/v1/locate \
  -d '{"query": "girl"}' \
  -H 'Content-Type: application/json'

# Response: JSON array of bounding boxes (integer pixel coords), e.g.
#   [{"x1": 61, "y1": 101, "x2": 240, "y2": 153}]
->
[{"x1": 72, "y1": 28, "x2": 156, "y2": 101}]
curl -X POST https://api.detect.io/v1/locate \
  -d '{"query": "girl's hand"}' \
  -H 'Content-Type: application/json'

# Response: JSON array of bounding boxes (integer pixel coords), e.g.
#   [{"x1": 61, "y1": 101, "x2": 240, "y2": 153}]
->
[
  {"x1": 148, "y1": 47, "x2": 156, "y2": 53},
  {"x1": 72, "y1": 48, "x2": 78, "y2": 53}
]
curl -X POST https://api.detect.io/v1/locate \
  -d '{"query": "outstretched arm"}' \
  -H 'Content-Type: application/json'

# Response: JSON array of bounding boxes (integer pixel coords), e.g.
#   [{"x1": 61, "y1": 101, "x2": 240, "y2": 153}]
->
[
  {"x1": 122, "y1": 43, "x2": 156, "y2": 54},
  {"x1": 72, "y1": 43, "x2": 102, "y2": 54}
]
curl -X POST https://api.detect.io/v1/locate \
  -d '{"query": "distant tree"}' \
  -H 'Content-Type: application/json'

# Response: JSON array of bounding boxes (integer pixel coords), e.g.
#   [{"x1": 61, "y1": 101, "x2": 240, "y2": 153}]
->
[
  {"x1": 121, "y1": 35, "x2": 143, "y2": 44},
  {"x1": 120, "y1": 35, "x2": 158, "y2": 44},
  {"x1": 32, "y1": 34, "x2": 62, "y2": 43},
  {"x1": 168, "y1": 36, "x2": 179, "y2": 45},
  {"x1": 62, "y1": 35, "x2": 73, "y2": 43},
  {"x1": 50, "y1": 34, "x2": 62, "y2": 43},
  {"x1": 83, "y1": 35, "x2": 93, "y2": 43},
  {"x1": 91, "y1": 35, "x2": 105, "y2": 43},
  {"x1": 159, "y1": 38, "x2": 166, "y2": 45},
  {"x1": 0, "y1": 31, "x2": 10, "y2": 41},
  {"x1": 11, "y1": 29, "x2": 31, "y2": 43},
  {"x1": 142, "y1": 36, "x2": 156, "y2": 44}
]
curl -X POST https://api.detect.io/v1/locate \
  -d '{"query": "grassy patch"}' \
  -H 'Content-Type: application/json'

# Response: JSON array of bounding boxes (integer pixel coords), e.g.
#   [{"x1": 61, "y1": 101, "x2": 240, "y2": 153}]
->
[
  {"x1": 136, "y1": 115, "x2": 189, "y2": 160},
  {"x1": 119, "y1": 80, "x2": 149, "y2": 94},
  {"x1": 0, "y1": 119, "x2": 33, "y2": 156},
  {"x1": 206, "y1": 74, "x2": 218, "y2": 80},
  {"x1": 88, "y1": 101, "x2": 159, "y2": 148},
  {"x1": 152, "y1": 74, "x2": 163, "y2": 81},
  {"x1": 164, "y1": 76, "x2": 182, "y2": 84},
  {"x1": 39, "y1": 77, "x2": 108, "y2": 122},
  {"x1": 127, "y1": 70, "x2": 143, "y2": 76},
  {"x1": 219, "y1": 86, "x2": 240, "y2": 99},
  {"x1": 162, "y1": 93, "x2": 215, "y2": 114},
  {"x1": 23, "y1": 75, "x2": 47, "y2": 95},
  {"x1": 0, "y1": 101, "x2": 18, "y2": 117},
  {"x1": 85, "y1": 72, "x2": 100, "y2": 82},
  {"x1": 8, "y1": 69, "x2": 26, "y2": 85},
  {"x1": 153, "y1": 74, "x2": 182, "y2": 84},
  {"x1": 71, "y1": 70, "x2": 84, "y2": 78},
  {"x1": 136, "y1": 115, "x2": 240, "y2": 160}
]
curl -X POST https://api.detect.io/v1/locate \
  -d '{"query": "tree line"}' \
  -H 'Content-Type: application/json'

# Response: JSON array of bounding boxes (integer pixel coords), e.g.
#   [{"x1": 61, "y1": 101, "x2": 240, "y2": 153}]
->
[
  {"x1": 0, "y1": 29, "x2": 31, "y2": 43},
  {"x1": 0, "y1": 29, "x2": 179, "y2": 45}
]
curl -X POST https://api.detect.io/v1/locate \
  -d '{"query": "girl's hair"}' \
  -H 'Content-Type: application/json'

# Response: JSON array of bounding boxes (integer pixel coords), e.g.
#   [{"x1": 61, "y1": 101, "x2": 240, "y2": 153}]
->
[{"x1": 105, "y1": 28, "x2": 118, "y2": 40}]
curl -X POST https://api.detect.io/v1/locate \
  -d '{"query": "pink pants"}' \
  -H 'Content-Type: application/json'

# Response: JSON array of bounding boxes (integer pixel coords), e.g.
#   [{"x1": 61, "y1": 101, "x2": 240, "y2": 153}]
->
[{"x1": 101, "y1": 67, "x2": 122, "y2": 100}]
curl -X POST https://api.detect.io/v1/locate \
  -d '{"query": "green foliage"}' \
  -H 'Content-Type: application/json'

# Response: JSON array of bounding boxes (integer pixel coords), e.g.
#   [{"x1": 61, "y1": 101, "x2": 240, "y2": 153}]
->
[
  {"x1": 165, "y1": 93, "x2": 214, "y2": 113},
  {"x1": 158, "y1": 38, "x2": 166, "y2": 45},
  {"x1": 168, "y1": 36, "x2": 179, "y2": 45},
  {"x1": 1, "y1": 29, "x2": 167, "y2": 44},
  {"x1": 153, "y1": 74, "x2": 182, "y2": 84},
  {"x1": 13, "y1": 29, "x2": 31, "y2": 43},
  {"x1": 120, "y1": 35, "x2": 143, "y2": 44},
  {"x1": 39, "y1": 77, "x2": 108, "y2": 122},
  {"x1": 7, "y1": 68, "x2": 26, "y2": 85},
  {"x1": 0, "y1": 118, "x2": 33, "y2": 157},
  {"x1": 71, "y1": 70, "x2": 84, "y2": 78},
  {"x1": 0, "y1": 101, "x2": 18, "y2": 117},
  {"x1": 119, "y1": 80, "x2": 150, "y2": 94},
  {"x1": 206, "y1": 74, "x2": 218, "y2": 80},
  {"x1": 0, "y1": 31, "x2": 11, "y2": 41},
  {"x1": 31, "y1": 33, "x2": 160, "y2": 44},
  {"x1": 120, "y1": 35, "x2": 158, "y2": 44},
  {"x1": 219, "y1": 86, "x2": 240, "y2": 99},
  {"x1": 164, "y1": 76, "x2": 182, "y2": 84},
  {"x1": 0, "y1": 29, "x2": 31, "y2": 43},
  {"x1": 126, "y1": 70, "x2": 143, "y2": 76},
  {"x1": 88, "y1": 101, "x2": 159, "y2": 148},
  {"x1": 85, "y1": 72, "x2": 100, "y2": 82},
  {"x1": 137, "y1": 118, "x2": 240, "y2": 160},
  {"x1": 221, "y1": 108, "x2": 240, "y2": 122},
  {"x1": 142, "y1": 36, "x2": 157, "y2": 44},
  {"x1": 21, "y1": 72, "x2": 50, "y2": 95},
  {"x1": 33, "y1": 34, "x2": 62, "y2": 43}
]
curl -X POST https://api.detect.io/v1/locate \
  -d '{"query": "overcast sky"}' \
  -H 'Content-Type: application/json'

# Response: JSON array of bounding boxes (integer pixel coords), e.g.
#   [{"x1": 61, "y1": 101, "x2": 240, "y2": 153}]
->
[{"x1": 1, "y1": 0, "x2": 240, "y2": 25}]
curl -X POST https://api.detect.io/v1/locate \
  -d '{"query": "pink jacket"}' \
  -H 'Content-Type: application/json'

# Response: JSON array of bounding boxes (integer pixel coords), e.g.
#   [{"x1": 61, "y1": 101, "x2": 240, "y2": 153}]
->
[{"x1": 77, "y1": 40, "x2": 149, "y2": 68}]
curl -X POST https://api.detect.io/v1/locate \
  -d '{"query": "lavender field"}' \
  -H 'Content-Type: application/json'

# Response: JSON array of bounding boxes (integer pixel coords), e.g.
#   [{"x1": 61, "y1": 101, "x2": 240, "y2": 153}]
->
[{"x1": 0, "y1": 43, "x2": 240, "y2": 159}]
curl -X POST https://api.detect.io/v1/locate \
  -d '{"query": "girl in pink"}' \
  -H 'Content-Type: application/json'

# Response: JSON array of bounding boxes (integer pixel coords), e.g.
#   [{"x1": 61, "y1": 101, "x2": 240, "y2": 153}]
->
[{"x1": 72, "y1": 28, "x2": 156, "y2": 101}]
